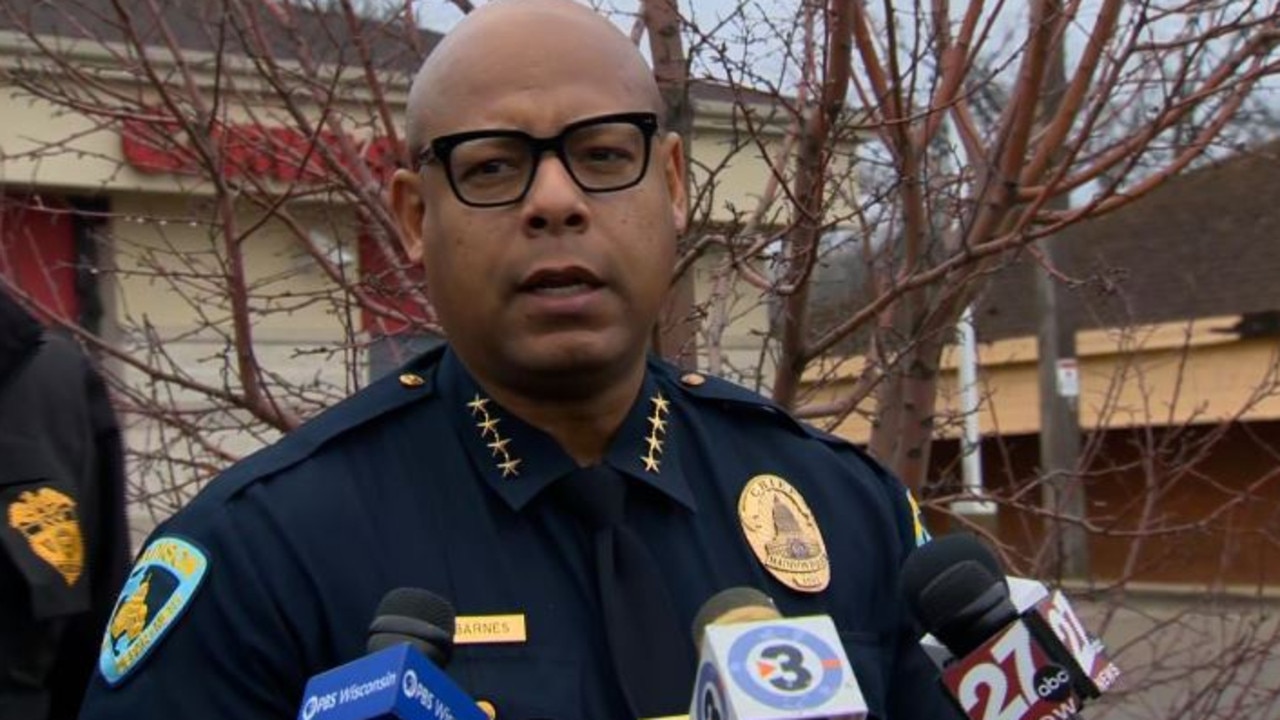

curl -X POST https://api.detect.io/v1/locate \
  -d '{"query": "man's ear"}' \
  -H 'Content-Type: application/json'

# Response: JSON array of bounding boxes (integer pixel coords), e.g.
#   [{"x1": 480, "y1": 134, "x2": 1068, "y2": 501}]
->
[
  {"x1": 659, "y1": 132, "x2": 688, "y2": 235},
  {"x1": 389, "y1": 168, "x2": 426, "y2": 263}
]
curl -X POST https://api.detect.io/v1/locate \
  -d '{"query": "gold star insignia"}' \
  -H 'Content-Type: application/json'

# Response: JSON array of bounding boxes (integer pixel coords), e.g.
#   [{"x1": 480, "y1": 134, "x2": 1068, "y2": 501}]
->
[
  {"x1": 638, "y1": 390, "x2": 672, "y2": 476},
  {"x1": 498, "y1": 458, "x2": 522, "y2": 478},
  {"x1": 487, "y1": 437, "x2": 511, "y2": 456},
  {"x1": 477, "y1": 416, "x2": 500, "y2": 437},
  {"x1": 466, "y1": 395, "x2": 490, "y2": 415}
]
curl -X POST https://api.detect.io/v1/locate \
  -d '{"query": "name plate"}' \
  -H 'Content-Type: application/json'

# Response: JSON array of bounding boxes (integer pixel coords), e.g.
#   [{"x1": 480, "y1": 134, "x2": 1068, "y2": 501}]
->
[{"x1": 455, "y1": 614, "x2": 527, "y2": 645}]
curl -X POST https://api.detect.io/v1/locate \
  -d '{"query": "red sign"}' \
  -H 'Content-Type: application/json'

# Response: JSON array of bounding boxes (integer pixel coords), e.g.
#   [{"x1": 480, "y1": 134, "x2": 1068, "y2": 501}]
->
[
  {"x1": 0, "y1": 197, "x2": 79, "y2": 325},
  {"x1": 121, "y1": 118, "x2": 399, "y2": 183},
  {"x1": 942, "y1": 616, "x2": 1079, "y2": 720},
  {"x1": 1034, "y1": 591, "x2": 1122, "y2": 696}
]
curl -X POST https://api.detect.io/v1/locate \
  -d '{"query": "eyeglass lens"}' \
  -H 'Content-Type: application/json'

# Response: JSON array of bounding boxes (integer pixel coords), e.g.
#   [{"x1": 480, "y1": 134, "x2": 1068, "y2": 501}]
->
[{"x1": 448, "y1": 121, "x2": 649, "y2": 205}]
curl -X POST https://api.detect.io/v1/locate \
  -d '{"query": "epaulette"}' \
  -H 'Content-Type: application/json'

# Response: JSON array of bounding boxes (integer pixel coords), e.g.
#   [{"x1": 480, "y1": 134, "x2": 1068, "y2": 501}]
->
[
  {"x1": 194, "y1": 346, "x2": 447, "y2": 506},
  {"x1": 654, "y1": 360, "x2": 896, "y2": 475},
  {"x1": 655, "y1": 359, "x2": 927, "y2": 546},
  {"x1": 654, "y1": 362, "x2": 845, "y2": 446}
]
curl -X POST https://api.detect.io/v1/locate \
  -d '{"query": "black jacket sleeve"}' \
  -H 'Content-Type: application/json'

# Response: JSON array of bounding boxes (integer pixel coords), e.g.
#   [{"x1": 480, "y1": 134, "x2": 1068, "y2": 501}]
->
[{"x1": 48, "y1": 356, "x2": 130, "y2": 720}]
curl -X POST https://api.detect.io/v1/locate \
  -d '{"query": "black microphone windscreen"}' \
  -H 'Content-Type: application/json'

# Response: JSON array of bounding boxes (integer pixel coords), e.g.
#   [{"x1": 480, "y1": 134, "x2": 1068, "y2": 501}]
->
[
  {"x1": 690, "y1": 586, "x2": 779, "y2": 646},
  {"x1": 367, "y1": 588, "x2": 457, "y2": 663},
  {"x1": 901, "y1": 533, "x2": 1019, "y2": 657},
  {"x1": 374, "y1": 587, "x2": 456, "y2": 636}
]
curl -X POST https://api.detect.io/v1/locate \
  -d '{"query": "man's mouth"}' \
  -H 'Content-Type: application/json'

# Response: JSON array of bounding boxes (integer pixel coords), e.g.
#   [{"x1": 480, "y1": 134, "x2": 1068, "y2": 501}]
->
[
  {"x1": 519, "y1": 267, "x2": 604, "y2": 296},
  {"x1": 531, "y1": 283, "x2": 594, "y2": 296}
]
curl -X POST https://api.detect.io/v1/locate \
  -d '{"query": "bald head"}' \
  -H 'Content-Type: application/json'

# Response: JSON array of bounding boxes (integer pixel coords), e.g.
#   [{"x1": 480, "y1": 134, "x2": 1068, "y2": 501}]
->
[{"x1": 405, "y1": 0, "x2": 663, "y2": 153}]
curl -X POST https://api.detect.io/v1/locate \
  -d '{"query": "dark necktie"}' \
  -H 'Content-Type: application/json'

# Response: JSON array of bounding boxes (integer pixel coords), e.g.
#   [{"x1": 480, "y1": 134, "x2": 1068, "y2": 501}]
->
[{"x1": 554, "y1": 465, "x2": 695, "y2": 718}]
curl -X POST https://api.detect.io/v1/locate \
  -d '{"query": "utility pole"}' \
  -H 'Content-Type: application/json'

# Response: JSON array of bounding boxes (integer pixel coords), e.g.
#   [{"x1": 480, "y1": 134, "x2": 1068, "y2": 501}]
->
[{"x1": 1034, "y1": 2, "x2": 1089, "y2": 579}]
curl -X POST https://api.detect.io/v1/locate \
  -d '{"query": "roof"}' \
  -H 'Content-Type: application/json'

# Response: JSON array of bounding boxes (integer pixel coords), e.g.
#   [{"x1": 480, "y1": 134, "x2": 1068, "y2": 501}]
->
[
  {"x1": 975, "y1": 140, "x2": 1280, "y2": 341},
  {"x1": 0, "y1": 0, "x2": 760, "y2": 107},
  {"x1": 0, "y1": 0, "x2": 439, "y2": 71}
]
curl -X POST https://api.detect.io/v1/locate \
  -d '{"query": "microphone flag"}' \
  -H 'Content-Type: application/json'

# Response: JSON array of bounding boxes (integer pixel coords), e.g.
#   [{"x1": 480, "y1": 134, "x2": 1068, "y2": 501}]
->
[
  {"x1": 691, "y1": 614, "x2": 867, "y2": 720},
  {"x1": 296, "y1": 643, "x2": 489, "y2": 720}
]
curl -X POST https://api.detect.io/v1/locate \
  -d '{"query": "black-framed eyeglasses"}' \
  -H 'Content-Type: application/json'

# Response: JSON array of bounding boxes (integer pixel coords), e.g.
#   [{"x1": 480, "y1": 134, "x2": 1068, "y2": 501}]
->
[{"x1": 413, "y1": 112, "x2": 659, "y2": 208}]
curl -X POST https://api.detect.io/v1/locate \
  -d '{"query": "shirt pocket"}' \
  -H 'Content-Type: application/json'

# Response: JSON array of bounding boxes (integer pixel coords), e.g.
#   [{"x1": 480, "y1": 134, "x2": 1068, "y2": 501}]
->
[
  {"x1": 839, "y1": 629, "x2": 890, "y2": 720},
  {"x1": 0, "y1": 435, "x2": 91, "y2": 619},
  {"x1": 449, "y1": 643, "x2": 584, "y2": 720}
]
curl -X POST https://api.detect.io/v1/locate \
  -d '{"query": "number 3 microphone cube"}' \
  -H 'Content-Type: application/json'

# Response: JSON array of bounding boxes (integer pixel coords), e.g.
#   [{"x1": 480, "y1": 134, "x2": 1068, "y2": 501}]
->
[{"x1": 691, "y1": 615, "x2": 867, "y2": 720}]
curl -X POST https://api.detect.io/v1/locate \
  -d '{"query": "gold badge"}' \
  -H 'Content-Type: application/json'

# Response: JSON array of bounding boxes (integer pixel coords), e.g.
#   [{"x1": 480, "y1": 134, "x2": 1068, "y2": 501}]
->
[
  {"x1": 738, "y1": 474, "x2": 830, "y2": 592},
  {"x1": 7, "y1": 487, "x2": 84, "y2": 586}
]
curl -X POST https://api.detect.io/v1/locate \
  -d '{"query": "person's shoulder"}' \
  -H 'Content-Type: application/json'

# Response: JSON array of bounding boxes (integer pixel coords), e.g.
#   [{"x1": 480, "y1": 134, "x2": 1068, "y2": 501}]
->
[
  {"x1": 650, "y1": 357, "x2": 928, "y2": 539},
  {"x1": 175, "y1": 346, "x2": 448, "y2": 524},
  {"x1": 650, "y1": 357, "x2": 872, "y2": 457},
  {"x1": 21, "y1": 330, "x2": 90, "y2": 378}
]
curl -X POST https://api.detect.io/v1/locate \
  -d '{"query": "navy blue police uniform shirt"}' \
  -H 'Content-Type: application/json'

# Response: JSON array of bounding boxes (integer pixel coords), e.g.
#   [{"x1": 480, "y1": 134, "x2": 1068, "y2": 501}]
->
[{"x1": 80, "y1": 346, "x2": 959, "y2": 720}]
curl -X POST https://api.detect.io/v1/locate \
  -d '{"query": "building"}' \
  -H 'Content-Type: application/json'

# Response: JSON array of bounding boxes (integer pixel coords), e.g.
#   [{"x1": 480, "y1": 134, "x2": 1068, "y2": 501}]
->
[{"x1": 810, "y1": 141, "x2": 1280, "y2": 586}]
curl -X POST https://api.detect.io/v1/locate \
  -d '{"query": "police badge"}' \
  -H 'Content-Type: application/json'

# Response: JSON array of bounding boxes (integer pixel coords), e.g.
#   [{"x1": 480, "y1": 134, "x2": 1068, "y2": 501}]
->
[
  {"x1": 7, "y1": 486, "x2": 84, "y2": 586},
  {"x1": 738, "y1": 474, "x2": 831, "y2": 593}
]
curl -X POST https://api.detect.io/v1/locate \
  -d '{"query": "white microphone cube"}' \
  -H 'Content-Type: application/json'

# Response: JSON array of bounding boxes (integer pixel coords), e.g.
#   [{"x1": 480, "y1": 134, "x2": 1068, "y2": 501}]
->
[{"x1": 690, "y1": 615, "x2": 867, "y2": 720}]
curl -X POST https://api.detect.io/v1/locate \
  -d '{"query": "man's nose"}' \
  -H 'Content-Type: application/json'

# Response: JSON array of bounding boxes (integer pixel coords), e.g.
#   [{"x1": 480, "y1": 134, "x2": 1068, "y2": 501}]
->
[{"x1": 521, "y1": 154, "x2": 588, "y2": 233}]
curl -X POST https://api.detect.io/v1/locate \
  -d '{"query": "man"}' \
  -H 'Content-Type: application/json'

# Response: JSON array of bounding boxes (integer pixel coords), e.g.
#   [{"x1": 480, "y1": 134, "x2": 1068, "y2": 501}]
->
[
  {"x1": 79, "y1": 1, "x2": 959, "y2": 718},
  {"x1": 0, "y1": 286, "x2": 130, "y2": 720}
]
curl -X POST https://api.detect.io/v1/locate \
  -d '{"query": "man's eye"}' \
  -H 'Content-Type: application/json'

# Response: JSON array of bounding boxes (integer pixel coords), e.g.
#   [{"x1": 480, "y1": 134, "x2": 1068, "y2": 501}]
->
[
  {"x1": 459, "y1": 157, "x2": 521, "y2": 182},
  {"x1": 581, "y1": 146, "x2": 634, "y2": 164}
]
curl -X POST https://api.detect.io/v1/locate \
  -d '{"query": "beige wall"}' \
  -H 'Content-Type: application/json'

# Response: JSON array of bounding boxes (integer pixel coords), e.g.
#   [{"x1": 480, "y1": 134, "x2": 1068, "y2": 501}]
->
[
  {"x1": 687, "y1": 247, "x2": 776, "y2": 388},
  {"x1": 684, "y1": 97, "x2": 793, "y2": 387},
  {"x1": 0, "y1": 85, "x2": 132, "y2": 193},
  {"x1": 805, "y1": 317, "x2": 1280, "y2": 443},
  {"x1": 108, "y1": 192, "x2": 362, "y2": 539},
  {"x1": 110, "y1": 192, "x2": 356, "y2": 349},
  {"x1": 687, "y1": 101, "x2": 788, "y2": 226}
]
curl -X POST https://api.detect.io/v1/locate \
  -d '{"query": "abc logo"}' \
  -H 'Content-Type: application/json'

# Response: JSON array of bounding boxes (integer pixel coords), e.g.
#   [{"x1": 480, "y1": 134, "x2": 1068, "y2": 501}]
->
[{"x1": 1034, "y1": 664, "x2": 1073, "y2": 702}]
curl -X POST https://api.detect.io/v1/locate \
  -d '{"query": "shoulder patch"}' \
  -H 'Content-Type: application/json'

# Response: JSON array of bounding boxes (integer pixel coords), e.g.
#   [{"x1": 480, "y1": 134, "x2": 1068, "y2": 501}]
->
[
  {"x1": 99, "y1": 535, "x2": 209, "y2": 686},
  {"x1": 6, "y1": 485, "x2": 84, "y2": 586},
  {"x1": 905, "y1": 488, "x2": 932, "y2": 547}
]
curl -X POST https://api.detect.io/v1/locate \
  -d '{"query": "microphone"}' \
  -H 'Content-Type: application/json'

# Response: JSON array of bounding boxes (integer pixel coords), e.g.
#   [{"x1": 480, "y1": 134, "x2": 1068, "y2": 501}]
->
[
  {"x1": 686, "y1": 587, "x2": 867, "y2": 720},
  {"x1": 296, "y1": 588, "x2": 490, "y2": 720},
  {"x1": 901, "y1": 535, "x2": 1122, "y2": 720}
]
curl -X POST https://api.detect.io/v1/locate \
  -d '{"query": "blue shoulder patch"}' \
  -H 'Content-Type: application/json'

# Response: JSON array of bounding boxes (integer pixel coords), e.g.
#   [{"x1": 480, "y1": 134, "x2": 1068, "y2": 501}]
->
[
  {"x1": 98, "y1": 536, "x2": 209, "y2": 686},
  {"x1": 905, "y1": 488, "x2": 932, "y2": 547}
]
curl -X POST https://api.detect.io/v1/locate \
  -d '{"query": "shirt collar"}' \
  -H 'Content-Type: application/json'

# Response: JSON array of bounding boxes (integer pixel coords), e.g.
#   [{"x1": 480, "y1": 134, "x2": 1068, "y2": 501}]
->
[{"x1": 439, "y1": 349, "x2": 696, "y2": 513}]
